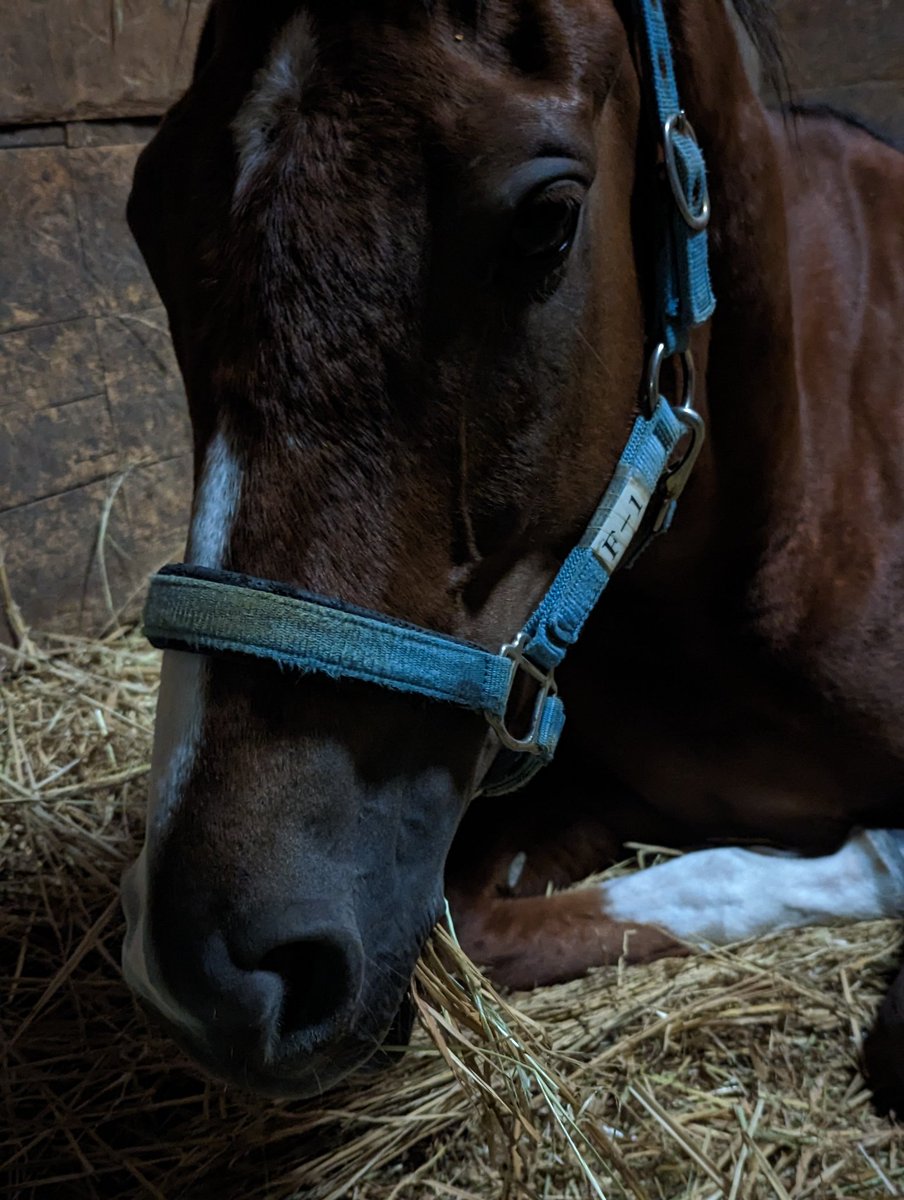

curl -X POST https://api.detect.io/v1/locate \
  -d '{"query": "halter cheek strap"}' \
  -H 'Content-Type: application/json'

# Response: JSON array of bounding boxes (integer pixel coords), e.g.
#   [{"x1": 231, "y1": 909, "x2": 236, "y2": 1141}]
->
[
  {"x1": 636, "y1": 0, "x2": 715, "y2": 361},
  {"x1": 142, "y1": 0, "x2": 713, "y2": 797}
]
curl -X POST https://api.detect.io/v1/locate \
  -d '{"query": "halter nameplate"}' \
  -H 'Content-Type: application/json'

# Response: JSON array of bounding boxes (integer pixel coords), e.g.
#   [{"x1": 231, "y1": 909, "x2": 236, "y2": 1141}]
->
[{"x1": 588, "y1": 470, "x2": 652, "y2": 572}]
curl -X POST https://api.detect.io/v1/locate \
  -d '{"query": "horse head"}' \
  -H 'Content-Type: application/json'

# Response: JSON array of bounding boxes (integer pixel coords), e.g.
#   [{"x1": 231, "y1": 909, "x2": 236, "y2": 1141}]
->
[{"x1": 122, "y1": 0, "x2": 695, "y2": 1096}]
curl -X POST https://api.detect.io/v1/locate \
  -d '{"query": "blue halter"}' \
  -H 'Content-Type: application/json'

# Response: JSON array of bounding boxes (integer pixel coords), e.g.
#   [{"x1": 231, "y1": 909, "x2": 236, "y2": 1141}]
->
[{"x1": 143, "y1": 0, "x2": 714, "y2": 796}]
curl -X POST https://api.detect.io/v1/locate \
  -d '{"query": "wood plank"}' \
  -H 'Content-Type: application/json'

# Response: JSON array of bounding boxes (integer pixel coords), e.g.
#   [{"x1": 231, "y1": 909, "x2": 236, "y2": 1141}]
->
[
  {"x1": 0, "y1": 455, "x2": 190, "y2": 633},
  {"x1": 775, "y1": 0, "x2": 904, "y2": 140},
  {"x1": 0, "y1": 147, "x2": 87, "y2": 332},
  {"x1": 96, "y1": 309, "x2": 189, "y2": 465},
  {"x1": 0, "y1": 135, "x2": 191, "y2": 635},
  {"x1": 68, "y1": 143, "x2": 160, "y2": 315},
  {"x1": 778, "y1": 0, "x2": 904, "y2": 92},
  {"x1": 0, "y1": 319, "x2": 117, "y2": 512},
  {"x1": 0, "y1": 136, "x2": 159, "y2": 333},
  {"x1": 1, "y1": 0, "x2": 205, "y2": 126}
]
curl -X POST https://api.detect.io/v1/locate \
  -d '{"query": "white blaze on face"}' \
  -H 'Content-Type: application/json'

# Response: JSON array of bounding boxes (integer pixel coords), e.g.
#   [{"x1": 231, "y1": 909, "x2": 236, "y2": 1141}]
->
[
  {"x1": 599, "y1": 830, "x2": 904, "y2": 946},
  {"x1": 186, "y1": 427, "x2": 244, "y2": 569},
  {"x1": 231, "y1": 12, "x2": 317, "y2": 196},
  {"x1": 122, "y1": 428, "x2": 243, "y2": 1015},
  {"x1": 156, "y1": 424, "x2": 242, "y2": 822}
]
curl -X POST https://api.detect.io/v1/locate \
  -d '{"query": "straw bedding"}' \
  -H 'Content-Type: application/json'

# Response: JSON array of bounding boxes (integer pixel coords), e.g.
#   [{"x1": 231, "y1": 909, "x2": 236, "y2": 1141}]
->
[{"x1": 2, "y1": 619, "x2": 902, "y2": 1199}]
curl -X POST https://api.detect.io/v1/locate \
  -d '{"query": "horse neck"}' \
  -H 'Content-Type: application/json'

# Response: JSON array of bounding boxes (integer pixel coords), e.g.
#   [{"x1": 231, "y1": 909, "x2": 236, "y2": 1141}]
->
[{"x1": 665, "y1": 1, "x2": 804, "y2": 574}]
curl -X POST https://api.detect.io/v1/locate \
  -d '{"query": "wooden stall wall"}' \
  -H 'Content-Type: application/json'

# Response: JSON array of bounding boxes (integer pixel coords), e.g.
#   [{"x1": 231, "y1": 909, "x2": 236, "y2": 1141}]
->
[
  {"x1": 1, "y1": 1, "x2": 204, "y2": 634},
  {"x1": 1, "y1": 0, "x2": 902, "y2": 636},
  {"x1": 0, "y1": 119, "x2": 192, "y2": 633},
  {"x1": 778, "y1": 0, "x2": 904, "y2": 141},
  {"x1": 2, "y1": 0, "x2": 206, "y2": 125}
]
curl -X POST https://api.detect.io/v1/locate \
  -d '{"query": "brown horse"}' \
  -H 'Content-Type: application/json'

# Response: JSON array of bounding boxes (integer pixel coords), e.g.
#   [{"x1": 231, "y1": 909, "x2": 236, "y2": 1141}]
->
[{"x1": 120, "y1": 0, "x2": 904, "y2": 1105}]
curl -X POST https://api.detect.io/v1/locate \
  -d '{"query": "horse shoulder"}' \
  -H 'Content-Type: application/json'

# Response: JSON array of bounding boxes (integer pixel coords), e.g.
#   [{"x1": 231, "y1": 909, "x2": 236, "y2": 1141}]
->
[{"x1": 748, "y1": 112, "x2": 904, "y2": 754}]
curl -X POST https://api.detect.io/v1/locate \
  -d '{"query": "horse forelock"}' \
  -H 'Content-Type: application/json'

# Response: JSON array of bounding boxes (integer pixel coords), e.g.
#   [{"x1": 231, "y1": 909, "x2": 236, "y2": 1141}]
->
[{"x1": 231, "y1": 12, "x2": 318, "y2": 195}]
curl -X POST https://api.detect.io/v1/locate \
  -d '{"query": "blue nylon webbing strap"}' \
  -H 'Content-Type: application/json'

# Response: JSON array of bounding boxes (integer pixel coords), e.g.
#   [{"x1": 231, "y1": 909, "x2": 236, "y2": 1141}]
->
[
  {"x1": 144, "y1": 571, "x2": 567, "y2": 767},
  {"x1": 145, "y1": 571, "x2": 514, "y2": 715},
  {"x1": 520, "y1": 399, "x2": 682, "y2": 671},
  {"x1": 636, "y1": 0, "x2": 715, "y2": 355}
]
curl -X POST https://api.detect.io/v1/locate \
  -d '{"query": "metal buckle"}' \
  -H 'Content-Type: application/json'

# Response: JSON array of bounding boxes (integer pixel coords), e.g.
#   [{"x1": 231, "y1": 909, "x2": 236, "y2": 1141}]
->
[
  {"x1": 486, "y1": 631, "x2": 557, "y2": 756},
  {"x1": 663, "y1": 111, "x2": 710, "y2": 232}
]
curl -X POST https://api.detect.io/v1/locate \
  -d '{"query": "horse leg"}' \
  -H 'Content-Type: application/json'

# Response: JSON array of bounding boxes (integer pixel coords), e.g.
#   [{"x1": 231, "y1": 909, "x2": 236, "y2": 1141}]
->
[
  {"x1": 446, "y1": 768, "x2": 694, "y2": 989},
  {"x1": 864, "y1": 965, "x2": 904, "y2": 1116},
  {"x1": 451, "y1": 887, "x2": 688, "y2": 989},
  {"x1": 450, "y1": 825, "x2": 904, "y2": 992},
  {"x1": 861, "y1": 831, "x2": 904, "y2": 1115},
  {"x1": 447, "y1": 757, "x2": 693, "y2": 900}
]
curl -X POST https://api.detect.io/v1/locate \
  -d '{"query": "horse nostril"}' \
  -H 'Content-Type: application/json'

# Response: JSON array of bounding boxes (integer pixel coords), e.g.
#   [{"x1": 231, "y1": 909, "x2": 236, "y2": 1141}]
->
[{"x1": 258, "y1": 938, "x2": 357, "y2": 1034}]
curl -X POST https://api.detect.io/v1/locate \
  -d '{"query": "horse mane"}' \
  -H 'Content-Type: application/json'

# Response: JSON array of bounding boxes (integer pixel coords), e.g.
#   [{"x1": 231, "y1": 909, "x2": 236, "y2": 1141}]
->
[{"x1": 731, "y1": 0, "x2": 789, "y2": 104}]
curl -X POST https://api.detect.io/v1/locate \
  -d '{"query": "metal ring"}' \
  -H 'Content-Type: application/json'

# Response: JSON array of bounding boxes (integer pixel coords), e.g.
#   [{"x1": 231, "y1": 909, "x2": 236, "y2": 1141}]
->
[
  {"x1": 645, "y1": 341, "x2": 666, "y2": 416},
  {"x1": 645, "y1": 343, "x2": 696, "y2": 417},
  {"x1": 663, "y1": 112, "x2": 710, "y2": 232},
  {"x1": 678, "y1": 348, "x2": 696, "y2": 412}
]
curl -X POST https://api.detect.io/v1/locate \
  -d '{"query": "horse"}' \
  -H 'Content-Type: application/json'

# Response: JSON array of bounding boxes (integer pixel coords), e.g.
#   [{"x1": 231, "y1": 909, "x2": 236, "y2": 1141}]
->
[{"x1": 120, "y1": 0, "x2": 904, "y2": 1106}]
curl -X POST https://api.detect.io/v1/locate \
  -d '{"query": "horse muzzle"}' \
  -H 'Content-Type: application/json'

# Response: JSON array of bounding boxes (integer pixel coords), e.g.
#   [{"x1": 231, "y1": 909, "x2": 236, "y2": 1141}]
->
[{"x1": 121, "y1": 849, "x2": 431, "y2": 1097}]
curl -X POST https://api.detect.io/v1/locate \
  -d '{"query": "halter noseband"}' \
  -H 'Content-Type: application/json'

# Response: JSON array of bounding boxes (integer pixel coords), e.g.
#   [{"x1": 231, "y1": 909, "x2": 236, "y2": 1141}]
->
[{"x1": 143, "y1": 0, "x2": 714, "y2": 796}]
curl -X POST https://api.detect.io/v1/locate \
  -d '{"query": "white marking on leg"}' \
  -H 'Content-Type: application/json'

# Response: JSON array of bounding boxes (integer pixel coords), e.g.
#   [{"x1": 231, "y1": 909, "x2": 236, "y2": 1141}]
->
[
  {"x1": 231, "y1": 13, "x2": 318, "y2": 195},
  {"x1": 600, "y1": 831, "x2": 904, "y2": 947}
]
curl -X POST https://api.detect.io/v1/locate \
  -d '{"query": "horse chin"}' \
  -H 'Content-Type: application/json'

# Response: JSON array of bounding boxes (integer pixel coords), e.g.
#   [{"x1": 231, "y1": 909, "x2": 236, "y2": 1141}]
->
[
  {"x1": 357, "y1": 990, "x2": 417, "y2": 1075},
  {"x1": 272, "y1": 994, "x2": 417, "y2": 1099},
  {"x1": 135, "y1": 969, "x2": 420, "y2": 1101}
]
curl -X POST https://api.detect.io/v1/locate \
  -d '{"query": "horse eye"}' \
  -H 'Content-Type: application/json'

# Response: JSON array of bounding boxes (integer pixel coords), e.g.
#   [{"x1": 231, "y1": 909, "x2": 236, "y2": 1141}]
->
[{"x1": 509, "y1": 182, "x2": 583, "y2": 264}]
